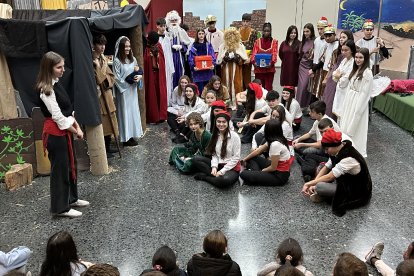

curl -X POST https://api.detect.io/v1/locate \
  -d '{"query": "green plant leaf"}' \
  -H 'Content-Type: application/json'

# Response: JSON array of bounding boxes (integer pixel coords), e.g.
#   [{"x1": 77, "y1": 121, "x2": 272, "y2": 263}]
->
[
  {"x1": 16, "y1": 129, "x2": 24, "y2": 137},
  {"x1": 15, "y1": 141, "x2": 23, "y2": 148},
  {"x1": 1, "y1": 126, "x2": 11, "y2": 133},
  {"x1": 2, "y1": 135, "x2": 12, "y2": 143},
  {"x1": 8, "y1": 147, "x2": 15, "y2": 153},
  {"x1": 0, "y1": 171, "x2": 4, "y2": 179},
  {"x1": 16, "y1": 155, "x2": 25, "y2": 164}
]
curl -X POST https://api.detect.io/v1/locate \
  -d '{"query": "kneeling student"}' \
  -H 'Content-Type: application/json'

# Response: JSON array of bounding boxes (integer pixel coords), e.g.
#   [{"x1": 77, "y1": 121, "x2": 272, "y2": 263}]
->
[{"x1": 302, "y1": 129, "x2": 372, "y2": 216}]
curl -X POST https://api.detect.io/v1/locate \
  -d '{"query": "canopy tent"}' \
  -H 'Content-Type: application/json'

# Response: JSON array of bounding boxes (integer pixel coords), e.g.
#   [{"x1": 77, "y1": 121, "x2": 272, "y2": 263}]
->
[{"x1": 0, "y1": 5, "x2": 148, "y2": 127}]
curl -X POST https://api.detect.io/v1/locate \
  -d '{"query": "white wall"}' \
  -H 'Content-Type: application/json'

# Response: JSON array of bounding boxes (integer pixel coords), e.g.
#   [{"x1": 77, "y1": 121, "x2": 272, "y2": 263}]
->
[
  {"x1": 134, "y1": 0, "x2": 150, "y2": 9},
  {"x1": 266, "y1": 0, "x2": 340, "y2": 65}
]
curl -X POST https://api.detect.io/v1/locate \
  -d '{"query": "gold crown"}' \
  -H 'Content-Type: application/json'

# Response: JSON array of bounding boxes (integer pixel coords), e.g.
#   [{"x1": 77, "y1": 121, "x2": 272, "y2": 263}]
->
[
  {"x1": 363, "y1": 19, "x2": 374, "y2": 29},
  {"x1": 205, "y1": 15, "x2": 217, "y2": 25},
  {"x1": 317, "y1": 16, "x2": 328, "y2": 27},
  {"x1": 324, "y1": 24, "x2": 335, "y2": 34}
]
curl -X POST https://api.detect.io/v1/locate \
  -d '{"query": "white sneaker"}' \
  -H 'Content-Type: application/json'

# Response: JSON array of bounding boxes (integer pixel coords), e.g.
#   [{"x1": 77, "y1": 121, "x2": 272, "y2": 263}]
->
[
  {"x1": 70, "y1": 199, "x2": 90, "y2": 207},
  {"x1": 57, "y1": 209, "x2": 82, "y2": 218}
]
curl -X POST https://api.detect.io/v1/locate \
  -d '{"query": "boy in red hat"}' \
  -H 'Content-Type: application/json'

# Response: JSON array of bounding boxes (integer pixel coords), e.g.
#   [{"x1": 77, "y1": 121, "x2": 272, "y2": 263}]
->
[{"x1": 301, "y1": 128, "x2": 372, "y2": 216}]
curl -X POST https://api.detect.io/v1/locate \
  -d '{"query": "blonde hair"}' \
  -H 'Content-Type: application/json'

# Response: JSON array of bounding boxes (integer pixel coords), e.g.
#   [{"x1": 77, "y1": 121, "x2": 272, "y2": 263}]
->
[
  {"x1": 224, "y1": 27, "x2": 241, "y2": 52},
  {"x1": 36, "y1": 51, "x2": 64, "y2": 96}
]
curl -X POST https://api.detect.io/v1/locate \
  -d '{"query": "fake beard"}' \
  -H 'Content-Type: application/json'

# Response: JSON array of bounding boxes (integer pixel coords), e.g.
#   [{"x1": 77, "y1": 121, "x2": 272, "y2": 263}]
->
[{"x1": 169, "y1": 25, "x2": 180, "y2": 37}]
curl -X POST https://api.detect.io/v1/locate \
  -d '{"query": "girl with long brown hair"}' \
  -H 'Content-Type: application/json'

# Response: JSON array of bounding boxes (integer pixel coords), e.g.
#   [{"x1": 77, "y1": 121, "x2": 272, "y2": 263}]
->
[{"x1": 37, "y1": 51, "x2": 89, "y2": 218}]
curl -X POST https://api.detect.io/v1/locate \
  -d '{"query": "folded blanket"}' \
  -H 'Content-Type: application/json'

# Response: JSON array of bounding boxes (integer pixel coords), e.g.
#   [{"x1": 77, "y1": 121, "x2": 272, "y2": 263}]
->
[{"x1": 382, "y1": 79, "x2": 414, "y2": 95}]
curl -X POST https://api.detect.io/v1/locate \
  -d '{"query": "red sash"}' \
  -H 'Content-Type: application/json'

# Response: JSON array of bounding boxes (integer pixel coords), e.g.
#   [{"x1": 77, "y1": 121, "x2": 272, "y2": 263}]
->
[
  {"x1": 276, "y1": 156, "x2": 295, "y2": 172},
  {"x1": 42, "y1": 118, "x2": 76, "y2": 181},
  {"x1": 294, "y1": 117, "x2": 302, "y2": 124},
  {"x1": 218, "y1": 161, "x2": 241, "y2": 172}
]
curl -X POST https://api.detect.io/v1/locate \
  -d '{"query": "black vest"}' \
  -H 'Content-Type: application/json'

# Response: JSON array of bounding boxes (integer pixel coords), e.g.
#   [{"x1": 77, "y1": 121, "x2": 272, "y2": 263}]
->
[
  {"x1": 331, "y1": 141, "x2": 372, "y2": 216},
  {"x1": 39, "y1": 82, "x2": 73, "y2": 118}
]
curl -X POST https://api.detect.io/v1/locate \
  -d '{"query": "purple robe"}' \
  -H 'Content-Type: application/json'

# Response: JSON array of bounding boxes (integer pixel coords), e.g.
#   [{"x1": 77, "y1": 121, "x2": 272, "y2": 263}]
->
[
  {"x1": 188, "y1": 41, "x2": 216, "y2": 93},
  {"x1": 171, "y1": 36, "x2": 188, "y2": 89},
  {"x1": 323, "y1": 52, "x2": 344, "y2": 118},
  {"x1": 296, "y1": 39, "x2": 314, "y2": 107}
]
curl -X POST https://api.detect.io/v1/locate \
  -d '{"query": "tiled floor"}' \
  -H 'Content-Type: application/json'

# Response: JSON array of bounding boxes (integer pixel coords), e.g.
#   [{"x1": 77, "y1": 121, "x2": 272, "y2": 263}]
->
[{"x1": 1, "y1": 111, "x2": 413, "y2": 275}]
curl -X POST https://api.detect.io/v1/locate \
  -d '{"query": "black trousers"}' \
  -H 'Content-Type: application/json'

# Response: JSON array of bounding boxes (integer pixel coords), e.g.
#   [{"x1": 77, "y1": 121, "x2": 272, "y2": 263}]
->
[
  {"x1": 47, "y1": 135, "x2": 78, "y2": 214},
  {"x1": 192, "y1": 156, "x2": 239, "y2": 188},
  {"x1": 241, "y1": 112, "x2": 266, "y2": 143},
  {"x1": 240, "y1": 156, "x2": 290, "y2": 186},
  {"x1": 167, "y1": 112, "x2": 179, "y2": 132}
]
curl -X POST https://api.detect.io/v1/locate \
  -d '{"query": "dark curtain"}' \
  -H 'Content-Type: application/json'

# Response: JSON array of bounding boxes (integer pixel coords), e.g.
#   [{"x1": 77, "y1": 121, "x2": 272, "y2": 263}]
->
[{"x1": 144, "y1": 0, "x2": 183, "y2": 33}]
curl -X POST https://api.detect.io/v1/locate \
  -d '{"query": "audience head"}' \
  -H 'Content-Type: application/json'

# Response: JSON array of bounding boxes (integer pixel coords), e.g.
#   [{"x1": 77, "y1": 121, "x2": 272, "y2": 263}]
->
[
  {"x1": 323, "y1": 24, "x2": 336, "y2": 43},
  {"x1": 151, "y1": 245, "x2": 179, "y2": 274},
  {"x1": 318, "y1": 117, "x2": 334, "y2": 134},
  {"x1": 277, "y1": 238, "x2": 304, "y2": 267},
  {"x1": 156, "y1": 17, "x2": 167, "y2": 34},
  {"x1": 321, "y1": 129, "x2": 343, "y2": 156},
  {"x1": 177, "y1": 75, "x2": 190, "y2": 96},
  {"x1": 266, "y1": 90, "x2": 280, "y2": 108},
  {"x1": 286, "y1": 25, "x2": 299, "y2": 50},
  {"x1": 362, "y1": 19, "x2": 375, "y2": 38},
  {"x1": 184, "y1": 83, "x2": 199, "y2": 106},
  {"x1": 203, "y1": 230, "x2": 228, "y2": 258},
  {"x1": 186, "y1": 112, "x2": 204, "y2": 132},
  {"x1": 264, "y1": 119, "x2": 289, "y2": 150},
  {"x1": 241, "y1": 13, "x2": 252, "y2": 26},
  {"x1": 204, "y1": 90, "x2": 217, "y2": 105},
  {"x1": 309, "y1": 100, "x2": 326, "y2": 118},
  {"x1": 339, "y1": 30, "x2": 354, "y2": 45},
  {"x1": 272, "y1": 105, "x2": 287, "y2": 124},
  {"x1": 403, "y1": 242, "x2": 414, "y2": 260},
  {"x1": 396, "y1": 259, "x2": 414, "y2": 276},
  {"x1": 275, "y1": 265, "x2": 305, "y2": 276},
  {"x1": 333, "y1": 252, "x2": 368, "y2": 276},
  {"x1": 81, "y1": 263, "x2": 120, "y2": 276},
  {"x1": 206, "y1": 75, "x2": 224, "y2": 98},
  {"x1": 40, "y1": 231, "x2": 79, "y2": 276},
  {"x1": 209, "y1": 100, "x2": 227, "y2": 132},
  {"x1": 252, "y1": 78, "x2": 262, "y2": 86},
  {"x1": 281, "y1": 86, "x2": 295, "y2": 110},
  {"x1": 316, "y1": 16, "x2": 329, "y2": 36},
  {"x1": 93, "y1": 34, "x2": 107, "y2": 56},
  {"x1": 341, "y1": 40, "x2": 356, "y2": 59},
  {"x1": 206, "y1": 112, "x2": 231, "y2": 158}
]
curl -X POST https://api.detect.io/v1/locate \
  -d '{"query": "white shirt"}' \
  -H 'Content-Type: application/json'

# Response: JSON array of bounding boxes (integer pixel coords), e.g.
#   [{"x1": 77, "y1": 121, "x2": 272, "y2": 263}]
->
[
  {"x1": 308, "y1": 114, "x2": 340, "y2": 141},
  {"x1": 211, "y1": 130, "x2": 241, "y2": 174},
  {"x1": 260, "y1": 103, "x2": 293, "y2": 123},
  {"x1": 205, "y1": 28, "x2": 224, "y2": 53},
  {"x1": 356, "y1": 36, "x2": 379, "y2": 67},
  {"x1": 323, "y1": 41, "x2": 339, "y2": 71},
  {"x1": 40, "y1": 79, "x2": 75, "y2": 130},
  {"x1": 288, "y1": 98, "x2": 303, "y2": 119},
  {"x1": 183, "y1": 97, "x2": 207, "y2": 119},
  {"x1": 313, "y1": 36, "x2": 327, "y2": 64},
  {"x1": 268, "y1": 141, "x2": 291, "y2": 161},
  {"x1": 252, "y1": 121, "x2": 293, "y2": 150},
  {"x1": 167, "y1": 86, "x2": 186, "y2": 115},
  {"x1": 326, "y1": 156, "x2": 361, "y2": 178}
]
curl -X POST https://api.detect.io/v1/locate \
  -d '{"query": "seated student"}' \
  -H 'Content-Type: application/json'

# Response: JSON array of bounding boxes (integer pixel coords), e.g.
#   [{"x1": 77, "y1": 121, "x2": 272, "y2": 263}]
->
[
  {"x1": 240, "y1": 119, "x2": 294, "y2": 186},
  {"x1": 203, "y1": 100, "x2": 235, "y2": 134},
  {"x1": 173, "y1": 84, "x2": 206, "y2": 143},
  {"x1": 140, "y1": 246, "x2": 187, "y2": 276},
  {"x1": 167, "y1": 75, "x2": 191, "y2": 134},
  {"x1": 234, "y1": 82, "x2": 268, "y2": 128},
  {"x1": 169, "y1": 112, "x2": 212, "y2": 174},
  {"x1": 0, "y1": 247, "x2": 32, "y2": 276},
  {"x1": 186, "y1": 230, "x2": 241, "y2": 276},
  {"x1": 200, "y1": 75, "x2": 230, "y2": 103},
  {"x1": 365, "y1": 241, "x2": 414, "y2": 276},
  {"x1": 39, "y1": 231, "x2": 93, "y2": 276},
  {"x1": 293, "y1": 100, "x2": 339, "y2": 156},
  {"x1": 82, "y1": 263, "x2": 120, "y2": 276},
  {"x1": 301, "y1": 129, "x2": 372, "y2": 216},
  {"x1": 234, "y1": 79, "x2": 268, "y2": 120},
  {"x1": 298, "y1": 118, "x2": 350, "y2": 182},
  {"x1": 252, "y1": 105, "x2": 293, "y2": 152},
  {"x1": 257, "y1": 238, "x2": 313, "y2": 276},
  {"x1": 333, "y1": 252, "x2": 369, "y2": 276},
  {"x1": 281, "y1": 86, "x2": 302, "y2": 131},
  {"x1": 396, "y1": 260, "x2": 414, "y2": 276},
  {"x1": 192, "y1": 111, "x2": 241, "y2": 188},
  {"x1": 200, "y1": 90, "x2": 217, "y2": 124},
  {"x1": 242, "y1": 90, "x2": 293, "y2": 144}
]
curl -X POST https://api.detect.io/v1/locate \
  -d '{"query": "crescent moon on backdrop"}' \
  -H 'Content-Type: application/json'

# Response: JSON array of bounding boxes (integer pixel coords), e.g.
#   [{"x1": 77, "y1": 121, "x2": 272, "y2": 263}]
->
[{"x1": 340, "y1": 0, "x2": 347, "y2": 10}]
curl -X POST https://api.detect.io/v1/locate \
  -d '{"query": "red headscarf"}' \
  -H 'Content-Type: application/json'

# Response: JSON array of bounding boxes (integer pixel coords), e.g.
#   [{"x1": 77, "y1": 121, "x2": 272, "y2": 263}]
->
[{"x1": 321, "y1": 128, "x2": 342, "y2": 147}]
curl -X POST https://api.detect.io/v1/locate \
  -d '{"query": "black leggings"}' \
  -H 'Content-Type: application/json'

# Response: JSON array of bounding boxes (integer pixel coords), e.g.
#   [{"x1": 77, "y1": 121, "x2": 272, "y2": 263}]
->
[
  {"x1": 191, "y1": 156, "x2": 239, "y2": 188},
  {"x1": 167, "y1": 112, "x2": 180, "y2": 132},
  {"x1": 240, "y1": 156, "x2": 290, "y2": 186}
]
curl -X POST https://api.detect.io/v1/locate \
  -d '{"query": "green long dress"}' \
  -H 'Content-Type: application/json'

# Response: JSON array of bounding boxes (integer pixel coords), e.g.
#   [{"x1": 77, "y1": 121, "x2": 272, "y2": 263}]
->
[{"x1": 169, "y1": 130, "x2": 212, "y2": 173}]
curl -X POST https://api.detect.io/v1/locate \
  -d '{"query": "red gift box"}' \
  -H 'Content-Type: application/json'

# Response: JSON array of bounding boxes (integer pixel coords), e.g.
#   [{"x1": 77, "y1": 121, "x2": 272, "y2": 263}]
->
[{"x1": 195, "y1": 55, "x2": 213, "y2": 70}]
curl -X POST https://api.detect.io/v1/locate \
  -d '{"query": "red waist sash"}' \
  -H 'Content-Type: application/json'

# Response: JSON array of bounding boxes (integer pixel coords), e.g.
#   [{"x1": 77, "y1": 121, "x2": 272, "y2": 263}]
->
[
  {"x1": 42, "y1": 118, "x2": 76, "y2": 180},
  {"x1": 276, "y1": 156, "x2": 295, "y2": 172}
]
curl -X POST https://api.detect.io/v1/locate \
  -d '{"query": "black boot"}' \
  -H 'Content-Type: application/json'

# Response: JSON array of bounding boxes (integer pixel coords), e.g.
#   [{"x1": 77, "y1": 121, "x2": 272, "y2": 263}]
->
[{"x1": 104, "y1": 135, "x2": 118, "y2": 153}]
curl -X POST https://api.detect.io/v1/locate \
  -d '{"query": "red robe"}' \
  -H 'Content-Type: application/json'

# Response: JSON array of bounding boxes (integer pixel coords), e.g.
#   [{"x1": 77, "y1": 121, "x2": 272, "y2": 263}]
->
[{"x1": 144, "y1": 42, "x2": 168, "y2": 123}]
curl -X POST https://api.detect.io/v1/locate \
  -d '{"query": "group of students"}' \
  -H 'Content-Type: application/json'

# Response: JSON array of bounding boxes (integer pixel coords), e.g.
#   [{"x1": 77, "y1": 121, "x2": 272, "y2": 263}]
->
[{"x1": 2, "y1": 230, "x2": 413, "y2": 276}]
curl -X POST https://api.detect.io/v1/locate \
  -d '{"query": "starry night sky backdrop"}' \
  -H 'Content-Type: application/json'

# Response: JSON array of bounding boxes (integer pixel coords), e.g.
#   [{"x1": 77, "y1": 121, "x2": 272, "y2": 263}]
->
[{"x1": 338, "y1": 0, "x2": 414, "y2": 28}]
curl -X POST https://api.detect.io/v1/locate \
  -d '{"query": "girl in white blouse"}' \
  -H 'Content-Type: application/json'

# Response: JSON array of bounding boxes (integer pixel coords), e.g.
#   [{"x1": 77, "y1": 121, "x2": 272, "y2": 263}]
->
[
  {"x1": 281, "y1": 86, "x2": 302, "y2": 130},
  {"x1": 192, "y1": 111, "x2": 241, "y2": 188}
]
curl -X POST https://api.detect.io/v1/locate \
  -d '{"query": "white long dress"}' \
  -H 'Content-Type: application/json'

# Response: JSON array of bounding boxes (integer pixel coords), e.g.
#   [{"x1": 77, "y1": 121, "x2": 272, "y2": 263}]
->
[
  {"x1": 113, "y1": 57, "x2": 143, "y2": 142},
  {"x1": 332, "y1": 57, "x2": 354, "y2": 117},
  {"x1": 340, "y1": 69, "x2": 373, "y2": 157},
  {"x1": 159, "y1": 35, "x2": 175, "y2": 106}
]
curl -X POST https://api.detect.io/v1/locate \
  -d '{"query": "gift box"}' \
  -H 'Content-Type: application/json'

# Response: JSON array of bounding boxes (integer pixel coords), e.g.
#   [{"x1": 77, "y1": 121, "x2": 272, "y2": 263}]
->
[
  {"x1": 195, "y1": 55, "x2": 213, "y2": 70},
  {"x1": 255, "y1": 53, "x2": 272, "y2": 68}
]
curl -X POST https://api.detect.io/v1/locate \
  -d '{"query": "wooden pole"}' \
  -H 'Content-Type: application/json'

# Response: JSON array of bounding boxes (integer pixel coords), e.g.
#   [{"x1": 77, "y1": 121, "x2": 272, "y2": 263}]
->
[{"x1": 85, "y1": 124, "x2": 108, "y2": 175}]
